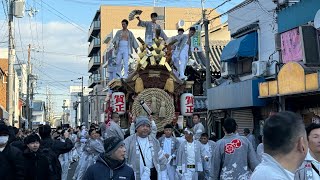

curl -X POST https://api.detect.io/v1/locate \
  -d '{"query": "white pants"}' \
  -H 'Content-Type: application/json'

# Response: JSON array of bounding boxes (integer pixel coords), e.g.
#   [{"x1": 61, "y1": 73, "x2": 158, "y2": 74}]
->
[
  {"x1": 116, "y1": 40, "x2": 129, "y2": 78},
  {"x1": 183, "y1": 168, "x2": 196, "y2": 180},
  {"x1": 179, "y1": 45, "x2": 189, "y2": 79},
  {"x1": 161, "y1": 164, "x2": 176, "y2": 180}
]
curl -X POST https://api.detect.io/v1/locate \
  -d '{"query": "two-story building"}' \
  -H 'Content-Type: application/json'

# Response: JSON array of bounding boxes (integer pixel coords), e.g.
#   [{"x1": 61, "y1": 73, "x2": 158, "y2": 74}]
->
[
  {"x1": 207, "y1": 0, "x2": 279, "y2": 138},
  {"x1": 259, "y1": 0, "x2": 320, "y2": 125}
]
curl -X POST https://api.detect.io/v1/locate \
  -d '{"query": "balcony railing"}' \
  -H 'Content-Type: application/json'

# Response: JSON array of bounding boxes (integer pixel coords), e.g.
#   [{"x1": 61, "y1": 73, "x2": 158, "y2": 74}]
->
[
  {"x1": 88, "y1": 74, "x2": 101, "y2": 88},
  {"x1": 88, "y1": 20, "x2": 101, "y2": 41},
  {"x1": 88, "y1": 55, "x2": 100, "y2": 72},
  {"x1": 88, "y1": 38, "x2": 100, "y2": 57}
]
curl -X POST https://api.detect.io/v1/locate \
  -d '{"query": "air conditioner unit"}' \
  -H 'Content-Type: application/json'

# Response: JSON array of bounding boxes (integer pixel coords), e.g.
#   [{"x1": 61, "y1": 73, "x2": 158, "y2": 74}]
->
[
  {"x1": 221, "y1": 62, "x2": 235, "y2": 77},
  {"x1": 252, "y1": 61, "x2": 267, "y2": 77}
]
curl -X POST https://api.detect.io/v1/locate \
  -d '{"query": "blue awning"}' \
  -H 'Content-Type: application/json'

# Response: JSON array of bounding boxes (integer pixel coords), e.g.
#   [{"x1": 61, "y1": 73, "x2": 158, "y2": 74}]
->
[{"x1": 220, "y1": 31, "x2": 258, "y2": 62}]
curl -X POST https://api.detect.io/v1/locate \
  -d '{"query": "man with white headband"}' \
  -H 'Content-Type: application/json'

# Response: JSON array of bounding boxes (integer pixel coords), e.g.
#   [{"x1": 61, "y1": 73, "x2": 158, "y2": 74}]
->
[
  {"x1": 124, "y1": 116, "x2": 167, "y2": 179},
  {"x1": 176, "y1": 128, "x2": 204, "y2": 180},
  {"x1": 0, "y1": 123, "x2": 25, "y2": 180}
]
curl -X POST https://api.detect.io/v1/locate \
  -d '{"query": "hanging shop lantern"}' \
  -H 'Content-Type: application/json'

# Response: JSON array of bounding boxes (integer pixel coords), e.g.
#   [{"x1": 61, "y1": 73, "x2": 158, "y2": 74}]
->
[
  {"x1": 180, "y1": 93, "x2": 194, "y2": 116},
  {"x1": 111, "y1": 92, "x2": 126, "y2": 115}
]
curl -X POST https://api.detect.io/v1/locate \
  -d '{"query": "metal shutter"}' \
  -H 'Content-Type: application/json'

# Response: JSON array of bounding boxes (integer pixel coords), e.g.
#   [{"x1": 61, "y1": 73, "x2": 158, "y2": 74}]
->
[{"x1": 231, "y1": 109, "x2": 253, "y2": 136}]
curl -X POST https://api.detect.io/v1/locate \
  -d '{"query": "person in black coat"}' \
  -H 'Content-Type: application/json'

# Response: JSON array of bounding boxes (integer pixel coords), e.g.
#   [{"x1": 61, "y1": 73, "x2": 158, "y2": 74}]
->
[
  {"x1": 10, "y1": 127, "x2": 26, "y2": 151},
  {"x1": 23, "y1": 133, "x2": 50, "y2": 180},
  {"x1": 38, "y1": 124, "x2": 74, "y2": 180},
  {"x1": 0, "y1": 124, "x2": 25, "y2": 180},
  {"x1": 83, "y1": 136, "x2": 135, "y2": 180}
]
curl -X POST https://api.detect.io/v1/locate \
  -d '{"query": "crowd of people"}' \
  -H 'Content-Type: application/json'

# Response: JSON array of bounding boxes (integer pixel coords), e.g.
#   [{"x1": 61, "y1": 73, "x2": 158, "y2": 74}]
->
[{"x1": 1, "y1": 111, "x2": 320, "y2": 180}]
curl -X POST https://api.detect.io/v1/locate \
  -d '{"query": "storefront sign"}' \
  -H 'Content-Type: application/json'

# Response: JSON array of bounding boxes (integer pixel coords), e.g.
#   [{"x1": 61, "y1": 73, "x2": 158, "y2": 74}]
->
[
  {"x1": 191, "y1": 25, "x2": 202, "y2": 52},
  {"x1": 281, "y1": 28, "x2": 303, "y2": 63}
]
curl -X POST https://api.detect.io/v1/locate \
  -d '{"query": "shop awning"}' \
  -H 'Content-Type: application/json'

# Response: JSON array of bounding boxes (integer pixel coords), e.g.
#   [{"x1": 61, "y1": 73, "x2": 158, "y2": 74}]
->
[{"x1": 220, "y1": 31, "x2": 258, "y2": 62}]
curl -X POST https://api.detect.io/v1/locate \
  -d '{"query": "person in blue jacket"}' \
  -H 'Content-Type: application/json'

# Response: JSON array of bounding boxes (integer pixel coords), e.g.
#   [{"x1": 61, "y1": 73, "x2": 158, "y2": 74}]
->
[{"x1": 83, "y1": 136, "x2": 135, "y2": 180}]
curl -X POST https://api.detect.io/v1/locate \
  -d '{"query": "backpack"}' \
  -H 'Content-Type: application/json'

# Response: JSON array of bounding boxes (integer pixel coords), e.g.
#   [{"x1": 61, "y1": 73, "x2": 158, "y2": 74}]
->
[{"x1": 41, "y1": 141, "x2": 62, "y2": 180}]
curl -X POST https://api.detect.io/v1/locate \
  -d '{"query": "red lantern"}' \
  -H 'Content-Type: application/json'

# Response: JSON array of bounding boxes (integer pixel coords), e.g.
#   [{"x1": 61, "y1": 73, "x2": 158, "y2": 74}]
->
[
  {"x1": 111, "y1": 92, "x2": 126, "y2": 115},
  {"x1": 180, "y1": 93, "x2": 194, "y2": 116}
]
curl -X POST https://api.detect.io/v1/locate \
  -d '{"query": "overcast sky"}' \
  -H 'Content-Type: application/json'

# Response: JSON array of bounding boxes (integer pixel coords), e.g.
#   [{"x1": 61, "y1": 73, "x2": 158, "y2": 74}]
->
[{"x1": 0, "y1": 0, "x2": 243, "y2": 114}]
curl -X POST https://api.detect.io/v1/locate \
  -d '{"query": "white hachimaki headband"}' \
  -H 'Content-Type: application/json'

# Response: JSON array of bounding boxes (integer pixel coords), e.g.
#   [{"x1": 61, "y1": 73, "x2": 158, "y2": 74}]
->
[{"x1": 184, "y1": 128, "x2": 194, "y2": 135}]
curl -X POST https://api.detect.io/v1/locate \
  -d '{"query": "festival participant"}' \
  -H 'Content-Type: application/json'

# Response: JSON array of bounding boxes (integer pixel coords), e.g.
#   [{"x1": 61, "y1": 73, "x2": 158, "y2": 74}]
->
[
  {"x1": 137, "y1": 12, "x2": 168, "y2": 45},
  {"x1": 170, "y1": 27, "x2": 196, "y2": 80},
  {"x1": 112, "y1": 19, "x2": 139, "y2": 78},
  {"x1": 176, "y1": 128, "x2": 204, "y2": 180},
  {"x1": 158, "y1": 124, "x2": 180, "y2": 180},
  {"x1": 199, "y1": 133, "x2": 216, "y2": 180},
  {"x1": 124, "y1": 116, "x2": 167, "y2": 179},
  {"x1": 73, "y1": 129, "x2": 104, "y2": 180},
  {"x1": 295, "y1": 123, "x2": 320, "y2": 179},
  {"x1": 244, "y1": 128, "x2": 257, "y2": 150},
  {"x1": 192, "y1": 114, "x2": 205, "y2": 141},
  {"x1": 105, "y1": 112, "x2": 125, "y2": 140},
  {"x1": 171, "y1": 28, "x2": 185, "y2": 74},
  {"x1": 251, "y1": 111, "x2": 308, "y2": 180},
  {"x1": 212, "y1": 117, "x2": 259, "y2": 180}
]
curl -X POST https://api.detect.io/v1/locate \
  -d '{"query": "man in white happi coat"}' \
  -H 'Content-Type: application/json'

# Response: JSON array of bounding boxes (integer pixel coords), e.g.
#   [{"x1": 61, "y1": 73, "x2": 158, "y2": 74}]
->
[
  {"x1": 171, "y1": 28, "x2": 185, "y2": 74},
  {"x1": 295, "y1": 123, "x2": 320, "y2": 180},
  {"x1": 124, "y1": 116, "x2": 167, "y2": 180},
  {"x1": 158, "y1": 124, "x2": 180, "y2": 180},
  {"x1": 176, "y1": 128, "x2": 204, "y2": 180},
  {"x1": 211, "y1": 117, "x2": 259, "y2": 180},
  {"x1": 199, "y1": 133, "x2": 216, "y2": 180},
  {"x1": 251, "y1": 111, "x2": 308, "y2": 180},
  {"x1": 112, "y1": 19, "x2": 139, "y2": 78},
  {"x1": 192, "y1": 114, "x2": 205, "y2": 141},
  {"x1": 171, "y1": 26, "x2": 196, "y2": 80},
  {"x1": 136, "y1": 12, "x2": 168, "y2": 45},
  {"x1": 105, "y1": 112, "x2": 125, "y2": 140}
]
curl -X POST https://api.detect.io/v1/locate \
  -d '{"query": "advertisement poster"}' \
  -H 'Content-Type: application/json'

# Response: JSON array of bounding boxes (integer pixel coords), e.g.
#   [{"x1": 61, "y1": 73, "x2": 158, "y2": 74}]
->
[
  {"x1": 191, "y1": 25, "x2": 202, "y2": 52},
  {"x1": 281, "y1": 28, "x2": 303, "y2": 63}
]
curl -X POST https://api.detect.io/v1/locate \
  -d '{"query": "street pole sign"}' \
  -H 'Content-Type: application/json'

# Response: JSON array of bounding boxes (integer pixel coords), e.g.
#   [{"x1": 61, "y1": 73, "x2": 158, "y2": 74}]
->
[{"x1": 191, "y1": 25, "x2": 202, "y2": 52}]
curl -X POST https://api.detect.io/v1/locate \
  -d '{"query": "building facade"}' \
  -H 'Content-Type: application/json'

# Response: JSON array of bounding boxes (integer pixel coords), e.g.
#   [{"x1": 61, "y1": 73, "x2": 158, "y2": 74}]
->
[
  {"x1": 69, "y1": 86, "x2": 91, "y2": 127},
  {"x1": 259, "y1": 0, "x2": 320, "y2": 125},
  {"x1": 207, "y1": 0, "x2": 278, "y2": 138},
  {"x1": 0, "y1": 58, "x2": 8, "y2": 120}
]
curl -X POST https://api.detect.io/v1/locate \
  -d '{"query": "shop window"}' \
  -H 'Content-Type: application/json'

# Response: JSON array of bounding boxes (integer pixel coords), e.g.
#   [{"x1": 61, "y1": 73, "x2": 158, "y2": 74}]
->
[{"x1": 237, "y1": 58, "x2": 253, "y2": 75}]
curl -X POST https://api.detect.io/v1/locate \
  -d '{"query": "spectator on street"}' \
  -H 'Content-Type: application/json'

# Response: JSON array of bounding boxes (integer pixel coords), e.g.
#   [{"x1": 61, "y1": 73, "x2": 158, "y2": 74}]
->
[
  {"x1": 83, "y1": 136, "x2": 135, "y2": 180},
  {"x1": 38, "y1": 124, "x2": 74, "y2": 180},
  {"x1": 23, "y1": 133, "x2": 50, "y2": 180},
  {"x1": 251, "y1": 111, "x2": 308, "y2": 180},
  {"x1": 0, "y1": 123, "x2": 25, "y2": 180}
]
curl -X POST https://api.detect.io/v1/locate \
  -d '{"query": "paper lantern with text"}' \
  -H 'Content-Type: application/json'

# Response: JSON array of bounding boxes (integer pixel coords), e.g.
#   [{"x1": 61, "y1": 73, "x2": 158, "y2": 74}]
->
[
  {"x1": 180, "y1": 93, "x2": 194, "y2": 116},
  {"x1": 111, "y1": 92, "x2": 126, "y2": 115}
]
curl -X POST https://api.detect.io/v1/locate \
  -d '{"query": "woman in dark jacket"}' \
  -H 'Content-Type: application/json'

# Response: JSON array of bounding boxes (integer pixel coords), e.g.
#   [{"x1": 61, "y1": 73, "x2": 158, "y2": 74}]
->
[
  {"x1": 23, "y1": 133, "x2": 50, "y2": 180},
  {"x1": 83, "y1": 136, "x2": 135, "y2": 180}
]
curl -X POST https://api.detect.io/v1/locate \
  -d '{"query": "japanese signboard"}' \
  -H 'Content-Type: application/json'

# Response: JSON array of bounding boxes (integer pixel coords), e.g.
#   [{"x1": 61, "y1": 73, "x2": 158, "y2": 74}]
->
[
  {"x1": 111, "y1": 92, "x2": 126, "y2": 115},
  {"x1": 191, "y1": 25, "x2": 202, "y2": 52},
  {"x1": 180, "y1": 93, "x2": 194, "y2": 116}
]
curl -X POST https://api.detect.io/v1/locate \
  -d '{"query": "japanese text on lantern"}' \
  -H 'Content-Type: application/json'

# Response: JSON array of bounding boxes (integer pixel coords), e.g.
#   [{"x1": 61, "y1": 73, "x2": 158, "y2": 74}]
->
[
  {"x1": 185, "y1": 96, "x2": 194, "y2": 113},
  {"x1": 114, "y1": 95, "x2": 125, "y2": 112}
]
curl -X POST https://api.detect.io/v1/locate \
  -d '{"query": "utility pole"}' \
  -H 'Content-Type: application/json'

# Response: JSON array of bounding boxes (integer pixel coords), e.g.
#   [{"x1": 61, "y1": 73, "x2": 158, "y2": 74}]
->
[
  {"x1": 7, "y1": 0, "x2": 15, "y2": 125},
  {"x1": 79, "y1": 76, "x2": 84, "y2": 127},
  {"x1": 201, "y1": 0, "x2": 211, "y2": 90},
  {"x1": 26, "y1": 44, "x2": 32, "y2": 129}
]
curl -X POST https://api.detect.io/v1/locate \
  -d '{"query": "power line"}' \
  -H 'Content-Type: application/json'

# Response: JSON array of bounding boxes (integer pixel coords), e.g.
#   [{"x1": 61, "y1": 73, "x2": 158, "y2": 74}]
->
[{"x1": 207, "y1": 0, "x2": 231, "y2": 16}]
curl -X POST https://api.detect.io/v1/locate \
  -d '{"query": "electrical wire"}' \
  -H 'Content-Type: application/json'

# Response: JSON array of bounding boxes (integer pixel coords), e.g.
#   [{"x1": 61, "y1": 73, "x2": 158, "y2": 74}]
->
[{"x1": 207, "y1": 0, "x2": 231, "y2": 16}]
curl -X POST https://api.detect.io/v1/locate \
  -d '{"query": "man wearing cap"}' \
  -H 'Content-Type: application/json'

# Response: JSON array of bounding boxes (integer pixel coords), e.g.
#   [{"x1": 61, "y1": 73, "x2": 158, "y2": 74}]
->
[
  {"x1": 129, "y1": 115, "x2": 157, "y2": 137},
  {"x1": 0, "y1": 123, "x2": 25, "y2": 180},
  {"x1": 158, "y1": 124, "x2": 180, "y2": 180},
  {"x1": 124, "y1": 116, "x2": 167, "y2": 179},
  {"x1": 105, "y1": 112, "x2": 125, "y2": 140},
  {"x1": 83, "y1": 136, "x2": 135, "y2": 180},
  {"x1": 176, "y1": 128, "x2": 204, "y2": 180}
]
